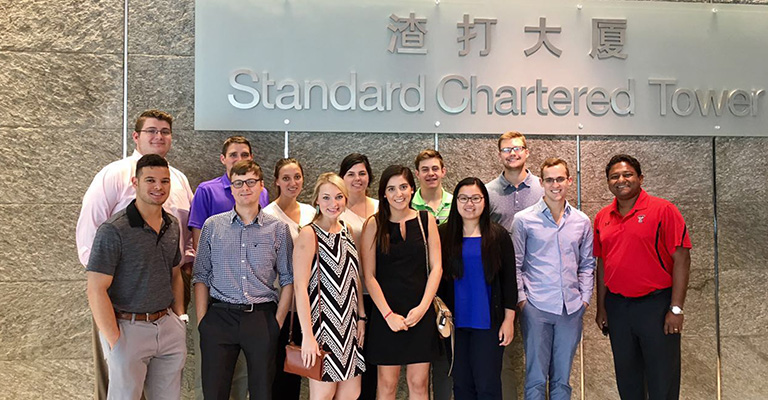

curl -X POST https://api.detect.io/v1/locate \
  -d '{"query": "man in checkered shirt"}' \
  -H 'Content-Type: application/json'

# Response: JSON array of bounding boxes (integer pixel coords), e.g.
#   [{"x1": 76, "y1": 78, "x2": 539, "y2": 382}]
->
[{"x1": 193, "y1": 160, "x2": 294, "y2": 400}]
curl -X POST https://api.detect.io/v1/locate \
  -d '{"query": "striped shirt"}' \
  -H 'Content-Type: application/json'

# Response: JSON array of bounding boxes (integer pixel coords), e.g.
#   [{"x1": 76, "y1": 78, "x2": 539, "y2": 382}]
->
[
  {"x1": 412, "y1": 188, "x2": 453, "y2": 225},
  {"x1": 192, "y1": 208, "x2": 294, "y2": 305}
]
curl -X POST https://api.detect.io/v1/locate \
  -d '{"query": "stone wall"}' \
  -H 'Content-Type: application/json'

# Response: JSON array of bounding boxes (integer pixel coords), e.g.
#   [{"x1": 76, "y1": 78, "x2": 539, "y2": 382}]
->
[{"x1": 1, "y1": 0, "x2": 766, "y2": 399}]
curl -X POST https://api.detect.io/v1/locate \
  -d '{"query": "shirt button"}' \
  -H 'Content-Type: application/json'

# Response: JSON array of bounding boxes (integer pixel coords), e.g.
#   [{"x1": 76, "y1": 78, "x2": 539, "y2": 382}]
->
[
  {"x1": 241, "y1": 260, "x2": 245, "y2": 263},
  {"x1": 242, "y1": 276, "x2": 246, "y2": 279},
  {"x1": 242, "y1": 243, "x2": 245, "y2": 247}
]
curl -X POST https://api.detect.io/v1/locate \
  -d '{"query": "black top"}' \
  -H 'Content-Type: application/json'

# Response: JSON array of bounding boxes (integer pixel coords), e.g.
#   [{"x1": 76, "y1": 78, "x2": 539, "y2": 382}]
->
[{"x1": 365, "y1": 211, "x2": 440, "y2": 365}]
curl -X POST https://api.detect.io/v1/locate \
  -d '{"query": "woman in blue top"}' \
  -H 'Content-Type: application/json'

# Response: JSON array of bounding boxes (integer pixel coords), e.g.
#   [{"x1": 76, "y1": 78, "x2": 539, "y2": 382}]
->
[{"x1": 437, "y1": 177, "x2": 518, "y2": 400}]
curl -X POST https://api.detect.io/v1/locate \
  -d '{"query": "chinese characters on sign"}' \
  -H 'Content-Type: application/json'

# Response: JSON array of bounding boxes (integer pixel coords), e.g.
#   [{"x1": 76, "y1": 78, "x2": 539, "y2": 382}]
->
[
  {"x1": 387, "y1": 12, "x2": 627, "y2": 60},
  {"x1": 457, "y1": 14, "x2": 498, "y2": 56},
  {"x1": 590, "y1": 19, "x2": 628, "y2": 59},
  {"x1": 388, "y1": 13, "x2": 429, "y2": 54}
]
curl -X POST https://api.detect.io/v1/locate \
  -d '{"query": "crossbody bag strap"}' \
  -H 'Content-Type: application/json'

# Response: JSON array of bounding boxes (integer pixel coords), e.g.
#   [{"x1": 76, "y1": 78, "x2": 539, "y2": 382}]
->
[
  {"x1": 416, "y1": 210, "x2": 430, "y2": 276},
  {"x1": 288, "y1": 226, "x2": 322, "y2": 345}
]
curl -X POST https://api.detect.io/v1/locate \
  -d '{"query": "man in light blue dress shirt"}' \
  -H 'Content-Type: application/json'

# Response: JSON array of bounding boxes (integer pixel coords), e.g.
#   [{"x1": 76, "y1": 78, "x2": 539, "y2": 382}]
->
[{"x1": 511, "y1": 158, "x2": 595, "y2": 400}]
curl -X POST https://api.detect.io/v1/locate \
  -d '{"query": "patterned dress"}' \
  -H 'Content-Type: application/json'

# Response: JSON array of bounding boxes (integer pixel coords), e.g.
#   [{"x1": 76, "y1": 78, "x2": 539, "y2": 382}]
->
[{"x1": 309, "y1": 222, "x2": 366, "y2": 382}]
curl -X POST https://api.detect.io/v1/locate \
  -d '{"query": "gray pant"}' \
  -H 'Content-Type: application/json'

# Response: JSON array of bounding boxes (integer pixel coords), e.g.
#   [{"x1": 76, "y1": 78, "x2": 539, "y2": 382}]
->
[
  {"x1": 99, "y1": 311, "x2": 187, "y2": 400},
  {"x1": 521, "y1": 304, "x2": 584, "y2": 400}
]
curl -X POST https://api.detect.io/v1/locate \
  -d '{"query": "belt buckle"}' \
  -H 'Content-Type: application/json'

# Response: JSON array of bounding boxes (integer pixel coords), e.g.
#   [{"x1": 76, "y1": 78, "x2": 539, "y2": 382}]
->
[{"x1": 244, "y1": 303, "x2": 254, "y2": 313}]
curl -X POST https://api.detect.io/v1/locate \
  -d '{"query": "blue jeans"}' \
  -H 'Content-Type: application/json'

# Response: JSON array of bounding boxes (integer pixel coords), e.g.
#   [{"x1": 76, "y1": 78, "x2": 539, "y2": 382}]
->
[{"x1": 520, "y1": 303, "x2": 584, "y2": 400}]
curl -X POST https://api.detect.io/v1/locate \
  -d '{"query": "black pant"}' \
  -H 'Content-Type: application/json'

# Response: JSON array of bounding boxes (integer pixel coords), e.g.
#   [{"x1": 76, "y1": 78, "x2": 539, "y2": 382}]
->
[
  {"x1": 605, "y1": 289, "x2": 680, "y2": 400},
  {"x1": 358, "y1": 294, "x2": 378, "y2": 400},
  {"x1": 272, "y1": 311, "x2": 302, "y2": 400},
  {"x1": 453, "y1": 328, "x2": 505, "y2": 400},
  {"x1": 199, "y1": 302, "x2": 280, "y2": 400}
]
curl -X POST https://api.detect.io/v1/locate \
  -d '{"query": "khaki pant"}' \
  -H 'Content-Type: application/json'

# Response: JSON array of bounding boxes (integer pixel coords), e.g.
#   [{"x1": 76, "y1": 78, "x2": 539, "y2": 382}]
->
[{"x1": 98, "y1": 312, "x2": 187, "y2": 400}]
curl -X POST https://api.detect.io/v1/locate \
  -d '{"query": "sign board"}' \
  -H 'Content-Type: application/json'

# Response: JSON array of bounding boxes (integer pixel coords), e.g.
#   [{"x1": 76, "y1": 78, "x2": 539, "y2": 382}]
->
[{"x1": 195, "y1": 0, "x2": 768, "y2": 136}]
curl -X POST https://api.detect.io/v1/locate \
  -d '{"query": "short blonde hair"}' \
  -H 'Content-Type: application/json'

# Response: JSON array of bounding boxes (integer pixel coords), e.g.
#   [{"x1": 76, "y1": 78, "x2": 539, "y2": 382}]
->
[
  {"x1": 311, "y1": 173, "x2": 349, "y2": 220},
  {"x1": 497, "y1": 131, "x2": 527, "y2": 150}
]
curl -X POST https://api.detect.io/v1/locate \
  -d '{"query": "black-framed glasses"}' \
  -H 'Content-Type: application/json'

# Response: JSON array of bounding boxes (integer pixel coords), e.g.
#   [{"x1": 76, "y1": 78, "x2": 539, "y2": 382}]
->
[
  {"x1": 543, "y1": 177, "x2": 568, "y2": 184},
  {"x1": 500, "y1": 146, "x2": 526, "y2": 154},
  {"x1": 231, "y1": 178, "x2": 263, "y2": 188},
  {"x1": 140, "y1": 128, "x2": 172, "y2": 136},
  {"x1": 457, "y1": 195, "x2": 484, "y2": 204}
]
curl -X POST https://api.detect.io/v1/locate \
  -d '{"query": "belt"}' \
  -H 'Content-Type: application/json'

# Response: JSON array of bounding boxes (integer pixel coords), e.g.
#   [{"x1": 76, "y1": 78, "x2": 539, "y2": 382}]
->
[
  {"x1": 609, "y1": 288, "x2": 670, "y2": 299},
  {"x1": 210, "y1": 299, "x2": 276, "y2": 313},
  {"x1": 115, "y1": 309, "x2": 168, "y2": 322}
]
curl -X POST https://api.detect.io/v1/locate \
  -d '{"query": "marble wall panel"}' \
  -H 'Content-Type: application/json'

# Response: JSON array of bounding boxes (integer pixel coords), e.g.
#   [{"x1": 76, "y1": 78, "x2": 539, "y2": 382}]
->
[
  {"x1": 716, "y1": 202, "x2": 768, "y2": 271},
  {"x1": 0, "y1": 359, "x2": 92, "y2": 400},
  {"x1": 0, "y1": 281, "x2": 90, "y2": 360},
  {"x1": 0, "y1": 128, "x2": 121, "y2": 204},
  {"x1": 0, "y1": 52, "x2": 123, "y2": 129},
  {"x1": 288, "y1": 132, "x2": 433, "y2": 203},
  {"x1": 126, "y1": 55, "x2": 195, "y2": 131},
  {"x1": 128, "y1": 0, "x2": 195, "y2": 56},
  {"x1": 579, "y1": 136, "x2": 713, "y2": 205},
  {"x1": 715, "y1": 137, "x2": 768, "y2": 203},
  {"x1": 0, "y1": 0, "x2": 123, "y2": 53},
  {"x1": 721, "y1": 335, "x2": 768, "y2": 400},
  {"x1": 719, "y1": 268, "x2": 768, "y2": 337},
  {"x1": 0, "y1": 205, "x2": 83, "y2": 282}
]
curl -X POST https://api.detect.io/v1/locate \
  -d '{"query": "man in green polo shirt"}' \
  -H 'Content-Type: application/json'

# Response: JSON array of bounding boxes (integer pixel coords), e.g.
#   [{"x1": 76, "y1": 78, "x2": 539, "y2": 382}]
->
[
  {"x1": 412, "y1": 149, "x2": 453, "y2": 225},
  {"x1": 412, "y1": 149, "x2": 453, "y2": 400}
]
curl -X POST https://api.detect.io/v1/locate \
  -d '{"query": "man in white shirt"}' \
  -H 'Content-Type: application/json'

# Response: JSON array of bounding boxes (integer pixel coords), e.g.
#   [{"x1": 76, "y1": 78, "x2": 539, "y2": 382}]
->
[{"x1": 76, "y1": 109, "x2": 194, "y2": 400}]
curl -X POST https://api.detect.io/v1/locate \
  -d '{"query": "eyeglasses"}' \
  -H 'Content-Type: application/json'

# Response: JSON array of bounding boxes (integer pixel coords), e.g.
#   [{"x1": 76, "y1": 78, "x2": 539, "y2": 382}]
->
[
  {"x1": 140, "y1": 128, "x2": 172, "y2": 136},
  {"x1": 457, "y1": 195, "x2": 484, "y2": 204},
  {"x1": 500, "y1": 146, "x2": 526, "y2": 154},
  {"x1": 231, "y1": 178, "x2": 263, "y2": 188},
  {"x1": 543, "y1": 177, "x2": 568, "y2": 184}
]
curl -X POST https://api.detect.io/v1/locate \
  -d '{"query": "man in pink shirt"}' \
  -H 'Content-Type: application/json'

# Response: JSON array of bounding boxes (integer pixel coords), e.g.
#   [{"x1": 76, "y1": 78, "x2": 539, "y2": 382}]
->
[{"x1": 76, "y1": 109, "x2": 194, "y2": 400}]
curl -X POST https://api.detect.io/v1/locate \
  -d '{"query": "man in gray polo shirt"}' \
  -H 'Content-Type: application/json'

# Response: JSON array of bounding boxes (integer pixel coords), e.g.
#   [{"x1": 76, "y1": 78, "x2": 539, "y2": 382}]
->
[
  {"x1": 486, "y1": 131, "x2": 544, "y2": 400},
  {"x1": 86, "y1": 154, "x2": 187, "y2": 400}
]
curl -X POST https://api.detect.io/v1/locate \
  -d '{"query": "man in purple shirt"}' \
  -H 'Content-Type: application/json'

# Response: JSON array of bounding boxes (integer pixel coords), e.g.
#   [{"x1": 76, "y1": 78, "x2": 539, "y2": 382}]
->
[
  {"x1": 511, "y1": 158, "x2": 595, "y2": 400},
  {"x1": 189, "y1": 136, "x2": 269, "y2": 247},
  {"x1": 188, "y1": 135, "x2": 269, "y2": 400}
]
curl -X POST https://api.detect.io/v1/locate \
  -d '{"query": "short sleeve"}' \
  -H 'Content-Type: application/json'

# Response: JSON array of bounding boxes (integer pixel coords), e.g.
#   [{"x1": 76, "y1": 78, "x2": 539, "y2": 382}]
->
[
  {"x1": 592, "y1": 212, "x2": 603, "y2": 258},
  {"x1": 662, "y1": 203, "x2": 691, "y2": 254},
  {"x1": 86, "y1": 223, "x2": 122, "y2": 276}
]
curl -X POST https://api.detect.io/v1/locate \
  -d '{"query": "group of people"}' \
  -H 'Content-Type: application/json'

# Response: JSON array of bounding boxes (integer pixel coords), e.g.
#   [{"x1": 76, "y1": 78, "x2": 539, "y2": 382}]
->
[{"x1": 78, "y1": 110, "x2": 692, "y2": 400}]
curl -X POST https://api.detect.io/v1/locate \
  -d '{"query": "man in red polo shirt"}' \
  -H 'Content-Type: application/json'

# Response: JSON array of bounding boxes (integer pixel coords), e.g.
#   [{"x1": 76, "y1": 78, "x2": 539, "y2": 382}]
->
[{"x1": 593, "y1": 154, "x2": 691, "y2": 400}]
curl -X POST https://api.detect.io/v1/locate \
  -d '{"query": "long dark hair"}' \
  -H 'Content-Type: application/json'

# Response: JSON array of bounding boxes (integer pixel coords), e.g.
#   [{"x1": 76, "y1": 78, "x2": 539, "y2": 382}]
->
[
  {"x1": 373, "y1": 164, "x2": 416, "y2": 254},
  {"x1": 439, "y1": 177, "x2": 503, "y2": 282}
]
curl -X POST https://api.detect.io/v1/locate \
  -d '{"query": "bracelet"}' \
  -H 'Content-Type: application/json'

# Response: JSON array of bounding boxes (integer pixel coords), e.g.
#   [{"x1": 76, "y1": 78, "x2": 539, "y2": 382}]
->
[
  {"x1": 358, "y1": 315, "x2": 368, "y2": 322},
  {"x1": 384, "y1": 310, "x2": 392, "y2": 319}
]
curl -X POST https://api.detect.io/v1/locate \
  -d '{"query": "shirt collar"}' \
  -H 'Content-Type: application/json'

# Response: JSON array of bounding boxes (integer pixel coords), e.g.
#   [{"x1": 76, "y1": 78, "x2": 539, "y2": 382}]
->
[
  {"x1": 497, "y1": 169, "x2": 533, "y2": 190},
  {"x1": 126, "y1": 199, "x2": 173, "y2": 229},
  {"x1": 535, "y1": 197, "x2": 573, "y2": 218},
  {"x1": 219, "y1": 173, "x2": 232, "y2": 189},
  {"x1": 228, "y1": 207, "x2": 264, "y2": 226},
  {"x1": 413, "y1": 188, "x2": 452, "y2": 207},
  {"x1": 609, "y1": 189, "x2": 649, "y2": 216}
]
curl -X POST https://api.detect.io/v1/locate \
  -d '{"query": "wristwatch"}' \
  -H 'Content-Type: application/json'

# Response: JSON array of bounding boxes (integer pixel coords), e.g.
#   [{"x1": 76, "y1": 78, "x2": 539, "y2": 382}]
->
[
  {"x1": 179, "y1": 313, "x2": 190, "y2": 324},
  {"x1": 358, "y1": 315, "x2": 368, "y2": 322},
  {"x1": 669, "y1": 306, "x2": 684, "y2": 315}
]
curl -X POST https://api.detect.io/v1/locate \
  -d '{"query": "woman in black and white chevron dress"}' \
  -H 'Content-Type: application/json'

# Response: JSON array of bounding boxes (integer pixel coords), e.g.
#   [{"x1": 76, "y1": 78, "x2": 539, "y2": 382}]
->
[{"x1": 293, "y1": 172, "x2": 366, "y2": 399}]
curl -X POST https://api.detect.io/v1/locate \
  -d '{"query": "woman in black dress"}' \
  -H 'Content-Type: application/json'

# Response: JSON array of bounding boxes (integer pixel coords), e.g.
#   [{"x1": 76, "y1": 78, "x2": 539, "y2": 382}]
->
[{"x1": 359, "y1": 165, "x2": 442, "y2": 400}]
